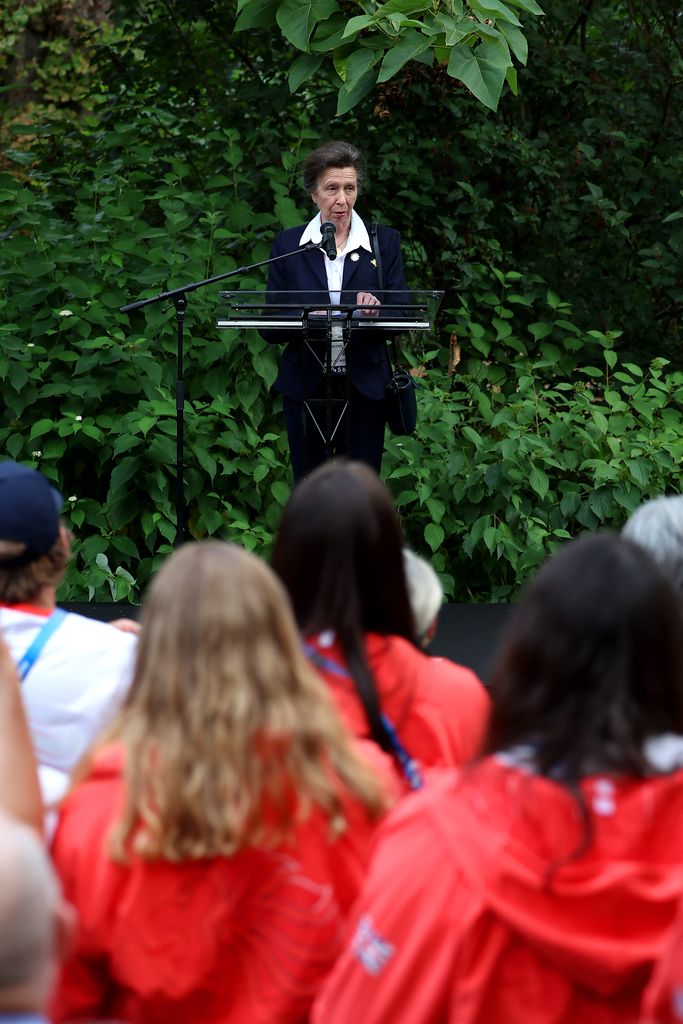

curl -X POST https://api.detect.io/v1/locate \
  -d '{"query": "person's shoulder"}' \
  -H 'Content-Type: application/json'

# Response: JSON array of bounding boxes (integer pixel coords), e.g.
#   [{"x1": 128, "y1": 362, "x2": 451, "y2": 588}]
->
[
  {"x1": 389, "y1": 634, "x2": 485, "y2": 692},
  {"x1": 58, "y1": 609, "x2": 137, "y2": 651},
  {"x1": 414, "y1": 653, "x2": 491, "y2": 745},
  {"x1": 375, "y1": 635, "x2": 483, "y2": 691},
  {"x1": 423, "y1": 653, "x2": 487, "y2": 694},
  {"x1": 371, "y1": 768, "x2": 464, "y2": 864}
]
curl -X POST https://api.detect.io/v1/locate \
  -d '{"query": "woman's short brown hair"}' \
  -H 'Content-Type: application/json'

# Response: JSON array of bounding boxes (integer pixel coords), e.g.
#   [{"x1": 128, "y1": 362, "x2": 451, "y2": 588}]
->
[{"x1": 302, "y1": 141, "x2": 365, "y2": 194}]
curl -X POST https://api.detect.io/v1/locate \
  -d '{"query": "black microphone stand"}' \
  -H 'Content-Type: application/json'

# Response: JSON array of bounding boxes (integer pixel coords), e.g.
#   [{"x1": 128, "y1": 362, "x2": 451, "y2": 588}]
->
[{"x1": 119, "y1": 242, "x2": 323, "y2": 546}]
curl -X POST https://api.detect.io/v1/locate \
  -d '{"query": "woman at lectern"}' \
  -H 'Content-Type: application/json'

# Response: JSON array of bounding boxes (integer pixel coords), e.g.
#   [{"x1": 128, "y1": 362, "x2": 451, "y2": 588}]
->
[{"x1": 263, "y1": 141, "x2": 408, "y2": 481}]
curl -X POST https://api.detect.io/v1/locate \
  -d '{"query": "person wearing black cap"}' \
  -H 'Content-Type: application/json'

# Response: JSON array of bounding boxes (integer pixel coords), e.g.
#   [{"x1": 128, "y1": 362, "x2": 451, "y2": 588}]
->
[
  {"x1": 263, "y1": 141, "x2": 408, "y2": 481},
  {"x1": 0, "y1": 461, "x2": 65, "y2": 569},
  {"x1": 0, "y1": 461, "x2": 136, "y2": 814}
]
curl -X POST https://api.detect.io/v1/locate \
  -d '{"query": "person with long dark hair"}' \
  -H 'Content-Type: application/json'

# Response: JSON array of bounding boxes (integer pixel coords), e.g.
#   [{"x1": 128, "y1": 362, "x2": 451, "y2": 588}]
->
[
  {"x1": 271, "y1": 459, "x2": 490, "y2": 790},
  {"x1": 313, "y1": 533, "x2": 683, "y2": 1024},
  {"x1": 50, "y1": 541, "x2": 391, "y2": 1024}
]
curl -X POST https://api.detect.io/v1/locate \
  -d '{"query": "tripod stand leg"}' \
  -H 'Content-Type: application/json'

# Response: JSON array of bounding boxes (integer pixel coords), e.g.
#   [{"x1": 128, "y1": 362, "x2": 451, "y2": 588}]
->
[{"x1": 173, "y1": 294, "x2": 187, "y2": 545}]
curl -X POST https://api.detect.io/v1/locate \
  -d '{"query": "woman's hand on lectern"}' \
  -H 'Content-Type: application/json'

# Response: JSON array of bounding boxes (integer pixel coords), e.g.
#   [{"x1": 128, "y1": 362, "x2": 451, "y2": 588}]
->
[{"x1": 356, "y1": 292, "x2": 380, "y2": 317}]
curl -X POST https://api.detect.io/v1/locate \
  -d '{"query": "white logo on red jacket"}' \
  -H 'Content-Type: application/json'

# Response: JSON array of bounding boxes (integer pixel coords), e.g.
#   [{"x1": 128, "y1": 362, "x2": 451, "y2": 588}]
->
[{"x1": 352, "y1": 914, "x2": 395, "y2": 975}]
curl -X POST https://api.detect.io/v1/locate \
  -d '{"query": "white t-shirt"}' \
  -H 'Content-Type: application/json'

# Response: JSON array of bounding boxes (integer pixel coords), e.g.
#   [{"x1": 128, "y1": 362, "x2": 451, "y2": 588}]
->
[{"x1": 0, "y1": 605, "x2": 136, "y2": 802}]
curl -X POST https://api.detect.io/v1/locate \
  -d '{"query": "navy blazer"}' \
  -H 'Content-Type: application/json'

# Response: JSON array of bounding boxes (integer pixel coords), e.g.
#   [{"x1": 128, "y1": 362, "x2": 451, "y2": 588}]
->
[{"x1": 263, "y1": 222, "x2": 408, "y2": 401}]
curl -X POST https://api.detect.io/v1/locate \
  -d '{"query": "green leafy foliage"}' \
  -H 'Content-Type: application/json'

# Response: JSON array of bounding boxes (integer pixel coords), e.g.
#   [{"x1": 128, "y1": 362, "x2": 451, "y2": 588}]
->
[
  {"x1": 236, "y1": 0, "x2": 543, "y2": 113},
  {"x1": 0, "y1": 0, "x2": 681, "y2": 604},
  {"x1": 384, "y1": 266, "x2": 682, "y2": 599},
  {"x1": 0, "y1": 118, "x2": 299, "y2": 600}
]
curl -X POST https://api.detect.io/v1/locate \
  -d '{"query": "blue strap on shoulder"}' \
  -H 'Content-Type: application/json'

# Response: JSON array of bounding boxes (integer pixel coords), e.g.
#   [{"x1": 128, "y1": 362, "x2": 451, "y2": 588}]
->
[
  {"x1": 304, "y1": 641, "x2": 424, "y2": 791},
  {"x1": 17, "y1": 608, "x2": 67, "y2": 682}
]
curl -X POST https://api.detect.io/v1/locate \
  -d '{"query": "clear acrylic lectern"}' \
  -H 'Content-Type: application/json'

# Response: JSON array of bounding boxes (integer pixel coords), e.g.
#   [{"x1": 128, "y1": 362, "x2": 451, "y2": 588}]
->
[{"x1": 217, "y1": 289, "x2": 443, "y2": 463}]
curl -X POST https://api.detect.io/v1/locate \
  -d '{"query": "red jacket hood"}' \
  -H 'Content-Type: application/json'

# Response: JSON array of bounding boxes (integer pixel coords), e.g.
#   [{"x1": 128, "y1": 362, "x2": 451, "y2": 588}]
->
[
  {"x1": 307, "y1": 633, "x2": 422, "y2": 736},
  {"x1": 426, "y1": 759, "x2": 683, "y2": 998},
  {"x1": 305, "y1": 632, "x2": 489, "y2": 771}
]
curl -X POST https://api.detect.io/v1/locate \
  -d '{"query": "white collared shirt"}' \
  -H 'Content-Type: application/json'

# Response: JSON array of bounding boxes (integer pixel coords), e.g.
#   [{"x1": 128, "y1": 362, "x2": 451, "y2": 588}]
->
[
  {"x1": 299, "y1": 210, "x2": 372, "y2": 304},
  {"x1": 299, "y1": 212, "x2": 372, "y2": 370}
]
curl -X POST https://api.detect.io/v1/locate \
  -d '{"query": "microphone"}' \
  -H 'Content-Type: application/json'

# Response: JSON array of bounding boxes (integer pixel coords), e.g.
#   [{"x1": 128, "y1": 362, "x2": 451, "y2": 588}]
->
[{"x1": 320, "y1": 221, "x2": 337, "y2": 260}]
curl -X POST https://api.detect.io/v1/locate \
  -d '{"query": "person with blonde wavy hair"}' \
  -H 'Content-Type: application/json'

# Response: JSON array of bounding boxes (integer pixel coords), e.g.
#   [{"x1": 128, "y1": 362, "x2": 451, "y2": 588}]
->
[{"x1": 50, "y1": 541, "x2": 391, "y2": 1024}]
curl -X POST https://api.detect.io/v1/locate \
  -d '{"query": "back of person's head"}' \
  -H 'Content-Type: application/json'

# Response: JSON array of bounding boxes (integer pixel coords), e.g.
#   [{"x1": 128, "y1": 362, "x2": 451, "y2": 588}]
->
[
  {"x1": 271, "y1": 460, "x2": 416, "y2": 753},
  {"x1": 486, "y1": 532, "x2": 683, "y2": 781},
  {"x1": 0, "y1": 811, "x2": 64, "y2": 1012},
  {"x1": 623, "y1": 494, "x2": 683, "y2": 596},
  {"x1": 272, "y1": 459, "x2": 414, "y2": 643},
  {"x1": 0, "y1": 460, "x2": 69, "y2": 603},
  {"x1": 403, "y1": 549, "x2": 443, "y2": 646},
  {"x1": 111, "y1": 540, "x2": 386, "y2": 862}
]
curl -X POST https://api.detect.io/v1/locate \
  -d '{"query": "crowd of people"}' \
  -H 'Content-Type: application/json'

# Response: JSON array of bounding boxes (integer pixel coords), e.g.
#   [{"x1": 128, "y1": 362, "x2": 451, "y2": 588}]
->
[{"x1": 1, "y1": 455, "x2": 683, "y2": 1023}]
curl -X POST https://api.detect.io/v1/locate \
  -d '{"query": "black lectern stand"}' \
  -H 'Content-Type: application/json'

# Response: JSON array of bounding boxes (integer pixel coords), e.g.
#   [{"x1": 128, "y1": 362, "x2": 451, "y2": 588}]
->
[{"x1": 217, "y1": 289, "x2": 443, "y2": 467}]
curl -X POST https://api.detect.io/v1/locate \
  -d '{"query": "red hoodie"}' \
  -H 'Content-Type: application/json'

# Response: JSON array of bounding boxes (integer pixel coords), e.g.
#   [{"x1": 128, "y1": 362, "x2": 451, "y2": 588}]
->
[
  {"x1": 313, "y1": 755, "x2": 683, "y2": 1024},
  {"x1": 306, "y1": 632, "x2": 490, "y2": 777},
  {"x1": 50, "y1": 744, "x2": 393, "y2": 1024},
  {"x1": 640, "y1": 895, "x2": 683, "y2": 1024}
]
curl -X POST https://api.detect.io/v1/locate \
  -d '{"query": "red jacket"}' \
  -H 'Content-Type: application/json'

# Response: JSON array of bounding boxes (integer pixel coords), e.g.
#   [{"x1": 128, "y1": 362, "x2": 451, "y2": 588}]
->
[
  {"x1": 640, "y1": 895, "x2": 683, "y2": 1024},
  {"x1": 50, "y1": 745, "x2": 390, "y2": 1024},
  {"x1": 306, "y1": 632, "x2": 490, "y2": 777},
  {"x1": 313, "y1": 756, "x2": 683, "y2": 1024}
]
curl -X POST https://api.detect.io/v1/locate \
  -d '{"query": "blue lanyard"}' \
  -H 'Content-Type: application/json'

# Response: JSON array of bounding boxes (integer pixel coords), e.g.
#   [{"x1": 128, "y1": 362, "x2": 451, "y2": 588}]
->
[
  {"x1": 17, "y1": 609, "x2": 67, "y2": 681},
  {"x1": 0, "y1": 1016, "x2": 49, "y2": 1023},
  {"x1": 304, "y1": 641, "x2": 424, "y2": 791}
]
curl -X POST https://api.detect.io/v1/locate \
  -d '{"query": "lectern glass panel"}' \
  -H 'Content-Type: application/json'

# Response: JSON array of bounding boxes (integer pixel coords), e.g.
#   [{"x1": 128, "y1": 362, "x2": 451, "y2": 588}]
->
[{"x1": 216, "y1": 290, "x2": 444, "y2": 332}]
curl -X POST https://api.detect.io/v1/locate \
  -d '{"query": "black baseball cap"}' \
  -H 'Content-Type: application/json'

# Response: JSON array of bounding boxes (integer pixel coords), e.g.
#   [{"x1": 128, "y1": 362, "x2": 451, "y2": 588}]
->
[{"x1": 0, "y1": 461, "x2": 64, "y2": 566}]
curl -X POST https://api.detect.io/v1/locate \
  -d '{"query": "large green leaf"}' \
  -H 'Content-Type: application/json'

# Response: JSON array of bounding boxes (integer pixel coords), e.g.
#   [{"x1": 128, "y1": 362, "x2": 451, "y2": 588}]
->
[
  {"x1": 447, "y1": 39, "x2": 511, "y2": 110},
  {"x1": 379, "y1": 0, "x2": 431, "y2": 12},
  {"x1": 341, "y1": 14, "x2": 375, "y2": 40},
  {"x1": 109, "y1": 456, "x2": 141, "y2": 493},
  {"x1": 338, "y1": 45, "x2": 383, "y2": 91},
  {"x1": 234, "y1": 0, "x2": 279, "y2": 31},
  {"x1": 336, "y1": 67, "x2": 379, "y2": 115},
  {"x1": 469, "y1": 0, "x2": 522, "y2": 27},
  {"x1": 276, "y1": 0, "x2": 340, "y2": 51},
  {"x1": 387, "y1": 14, "x2": 426, "y2": 31},
  {"x1": 499, "y1": 21, "x2": 528, "y2": 64},
  {"x1": 288, "y1": 52, "x2": 325, "y2": 92},
  {"x1": 377, "y1": 30, "x2": 431, "y2": 83},
  {"x1": 309, "y1": 13, "x2": 350, "y2": 51},
  {"x1": 425, "y1": 522, "x2": 445, "y2": 552},
  {"x1": 433, "y1": 13, "x2": 476, "y2": 46},
  {"x1": 503, "y1": 0, "x2": 543, "y2": 13}
]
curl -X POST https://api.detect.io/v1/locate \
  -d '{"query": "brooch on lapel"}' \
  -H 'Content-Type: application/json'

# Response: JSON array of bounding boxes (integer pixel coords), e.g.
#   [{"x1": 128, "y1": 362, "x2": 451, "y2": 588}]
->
[
  {"x1": 370, "y1": 258, "x2": 377, "y2": 267},
  {"x1": 350, "y1": 252, "x2": 360, "y2": 262}
]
